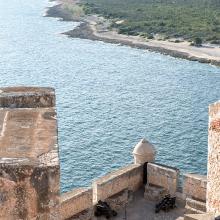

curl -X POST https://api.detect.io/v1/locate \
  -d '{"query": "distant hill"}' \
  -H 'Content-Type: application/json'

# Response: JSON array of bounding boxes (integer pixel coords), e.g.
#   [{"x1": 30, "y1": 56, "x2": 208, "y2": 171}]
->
[{"x1": 81, "y1": 0, "x2": 220, "y2": 43}]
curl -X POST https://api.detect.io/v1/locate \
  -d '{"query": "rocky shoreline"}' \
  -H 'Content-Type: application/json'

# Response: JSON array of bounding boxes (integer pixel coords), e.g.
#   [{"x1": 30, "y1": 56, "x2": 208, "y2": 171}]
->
[
  {"x1": 45, "y1": 1, "x2": 75, "y2": 21},
  {"x1": 45, "y1": 1, "x2": 220, "y2": 67}
]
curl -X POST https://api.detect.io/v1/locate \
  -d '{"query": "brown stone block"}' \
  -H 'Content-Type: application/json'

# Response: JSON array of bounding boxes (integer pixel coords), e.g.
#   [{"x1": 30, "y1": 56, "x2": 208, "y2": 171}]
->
[
  {"x1": 61, "y1": 188, "x2": 93, "y2": 220},
  {"x1": 147, "y1": 163, "x2": 179, "y2": 195},
  {"x1": 93, "y1": 164, "x2": 143, "y2": 203},
  {"x1": 0, "y1": 87, "x2": 55, "y2": 108},
  {"x1": 210, "y1": 119, "x2": 220, "y2": 132},
  {"x1": 0, "y1": 164, "x2": 60, "y2": 220},
  {"x1": 183, "y1": 174, "x2": 207, "y2": 202}
]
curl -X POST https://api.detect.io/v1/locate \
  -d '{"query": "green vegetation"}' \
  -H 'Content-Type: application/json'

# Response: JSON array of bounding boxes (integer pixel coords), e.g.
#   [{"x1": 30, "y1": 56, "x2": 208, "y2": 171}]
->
[
  {"x1": 64, "y1": 3, "x2": 84, "y2": 17},
  {"x1": 80, "y1": 0, "x2": 220, "y2": 43},
  {"x1": 191, "y1": 37, "x2": 203, "y2": 46}
]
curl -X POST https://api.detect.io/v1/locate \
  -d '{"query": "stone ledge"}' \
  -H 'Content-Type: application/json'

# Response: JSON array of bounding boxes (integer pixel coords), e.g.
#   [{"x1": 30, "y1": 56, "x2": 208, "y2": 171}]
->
[
  {"x1": 147, "y1": 163, "x2": 179, "y2": 195},
  {"x1": 186, "y1": 198, "x2": 206, "y2": 213},
  {"x1": 185, "y1": 206, "x2": 205, "y2": 215},
  {"x1": 94, "y1": 164, "x2": 142, "y2": 186},
  {"x1": 183, "y1": 174, "x2": 207, "y2": 202},
  {"x1": 61, "y1": 188, "x2": 93, "y2": 220},
  {"x1": 184, "y1": 213, "x2": 215, "y2": 220},
  {"x1": 148, "y1": 163, "x2": 179, "y2": 178},
  {"x1": 93, "y1": 164, "x2": 143, "y2": 203},
  {"x1": 183, "y1": 174, "x2": 207, "y2": 187},
  {"x1": 0, "y1": 87, "x2": 55, "y2": 108}
]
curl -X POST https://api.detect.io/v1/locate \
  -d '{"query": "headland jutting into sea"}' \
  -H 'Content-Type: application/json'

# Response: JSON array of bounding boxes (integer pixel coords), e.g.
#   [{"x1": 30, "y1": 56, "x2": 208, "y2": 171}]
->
[{"x1": 46, "y1": 0, "x2": 220, "y2": 67}]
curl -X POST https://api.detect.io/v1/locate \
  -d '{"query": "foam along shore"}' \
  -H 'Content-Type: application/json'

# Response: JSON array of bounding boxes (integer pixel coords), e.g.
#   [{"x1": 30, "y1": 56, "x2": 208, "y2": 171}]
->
[{"x1": 46, "y1": 0, "x2": 220, "y2": 67}]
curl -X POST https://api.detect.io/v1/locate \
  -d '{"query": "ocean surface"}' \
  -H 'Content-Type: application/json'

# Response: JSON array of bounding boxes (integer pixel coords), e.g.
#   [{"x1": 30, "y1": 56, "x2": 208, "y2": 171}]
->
[{"x1": 1, "y1": 0, "x2": 220, "y2": 193}]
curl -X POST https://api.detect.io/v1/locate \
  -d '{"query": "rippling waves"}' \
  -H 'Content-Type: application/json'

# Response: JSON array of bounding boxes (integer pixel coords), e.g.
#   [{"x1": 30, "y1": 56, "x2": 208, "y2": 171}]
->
[{"x1": 0, "y1": 0, "x2": 220, "y2": 192}]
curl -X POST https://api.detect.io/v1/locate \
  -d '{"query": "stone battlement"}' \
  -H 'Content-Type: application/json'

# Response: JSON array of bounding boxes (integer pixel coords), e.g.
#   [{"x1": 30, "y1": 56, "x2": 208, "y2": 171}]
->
[
  {"x1": 0, "y1": 87, "x2": 219, "y2": 220},
  {"x1": 0, "y1": 87, "x2": 55, "y2": 108},
  {"x1": 58, "y1": 162, "x2": 207, "y2": 219}
]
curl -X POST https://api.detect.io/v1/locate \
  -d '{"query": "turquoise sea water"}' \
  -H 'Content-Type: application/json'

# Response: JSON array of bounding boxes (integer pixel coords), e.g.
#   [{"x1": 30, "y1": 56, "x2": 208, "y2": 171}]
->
[{"x1": 0, "y1": 0, "x2": 220, "y2": 192}]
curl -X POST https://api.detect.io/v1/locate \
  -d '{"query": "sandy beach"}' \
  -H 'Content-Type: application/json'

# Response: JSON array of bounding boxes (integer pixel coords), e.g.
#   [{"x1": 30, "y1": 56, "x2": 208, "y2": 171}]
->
[{"x1": 46, "y1": 0, "x2": 220, "y2": 66}]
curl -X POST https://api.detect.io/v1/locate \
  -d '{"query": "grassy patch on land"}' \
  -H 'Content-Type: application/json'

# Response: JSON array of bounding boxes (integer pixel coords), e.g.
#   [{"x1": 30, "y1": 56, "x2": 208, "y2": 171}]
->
[
  {"x1": 80, "y1": 0, "x2": 220, "y2": 43},
  {"x1": 64, "y1": 3, "x2": 84, "y2": 17}
]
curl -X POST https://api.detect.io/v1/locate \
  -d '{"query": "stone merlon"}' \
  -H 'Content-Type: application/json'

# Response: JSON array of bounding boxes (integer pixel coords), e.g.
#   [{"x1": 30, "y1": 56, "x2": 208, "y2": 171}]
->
[{"x1": 0, "y1": 87, "x2": 55, "y2": 108}]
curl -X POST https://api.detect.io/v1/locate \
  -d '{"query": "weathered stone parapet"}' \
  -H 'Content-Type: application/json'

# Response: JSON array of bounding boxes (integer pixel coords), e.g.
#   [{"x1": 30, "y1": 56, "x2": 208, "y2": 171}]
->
[
  {"x1": 0, "y1": 87, "x2": 60, "y2": 220},
  {"x1": 183, "y1": 174, "x2": 207, "y2": 202},
  {"x1": 0, "y1": 87, "x2": 55, "y2": 108},
  {"x1": 0, "y1": 164, "x2": 60, "y2": 219},
  {"x1": 92, "y1": 164, "x2": 143, "y2": 204},
  {"x1": 60, "y1": 188, "x2": 93, "y2": 220},
  {"x1": 207, "y1": 101, "x2": 220, "y2": 213},
  {"x1": 184, "y1": 213, "x2": 215, "y2": 220},
  {"x1": 146, "y1": 163, "x2": 179, "y2": 196},
  {"x1": 185, "y1": 198, "x2": 206, "y2": 215},
  {"x1": 59, "y1": 164, "x2": 143, "y2": 219}
]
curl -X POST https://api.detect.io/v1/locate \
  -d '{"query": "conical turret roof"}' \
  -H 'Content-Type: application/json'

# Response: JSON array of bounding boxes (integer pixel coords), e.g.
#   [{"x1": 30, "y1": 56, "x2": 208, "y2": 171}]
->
[{"x1": 133, "y1": 138, "x2": 156, "y2": 156}]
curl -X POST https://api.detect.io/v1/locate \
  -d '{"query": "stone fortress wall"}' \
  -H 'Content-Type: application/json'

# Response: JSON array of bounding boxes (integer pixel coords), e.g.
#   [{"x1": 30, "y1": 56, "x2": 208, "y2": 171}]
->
[
  {"x1": 0, "y1": 87, "x2": 219, "y2": 220},
  {"x1": 60, "y1": 162, "x2": 207, "y2": 220},
  {"x1": 0, "y1": 87, "x2": 60, "y2": 220}
]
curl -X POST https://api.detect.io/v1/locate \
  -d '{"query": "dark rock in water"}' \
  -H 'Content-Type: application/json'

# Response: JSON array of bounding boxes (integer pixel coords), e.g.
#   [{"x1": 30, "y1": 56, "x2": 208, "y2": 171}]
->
[
  {"x1": 64, "y1": 22, "x2": 97, "y2": 40},
  {"x1": 45, "y1": 3, "x2": 74, "y2": 21}
]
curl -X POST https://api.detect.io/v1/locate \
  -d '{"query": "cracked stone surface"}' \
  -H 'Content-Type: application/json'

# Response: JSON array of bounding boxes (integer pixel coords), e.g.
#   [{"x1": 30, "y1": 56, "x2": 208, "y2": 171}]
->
[{"x1": 0, "y1": 108, "x2": 58, "y2": 166}]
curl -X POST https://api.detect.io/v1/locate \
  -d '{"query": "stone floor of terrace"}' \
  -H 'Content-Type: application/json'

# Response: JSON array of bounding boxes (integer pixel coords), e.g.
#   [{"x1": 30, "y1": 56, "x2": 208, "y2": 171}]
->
[{"x1": 95, "y1": 188, "x2": 185, "y2": 220}]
